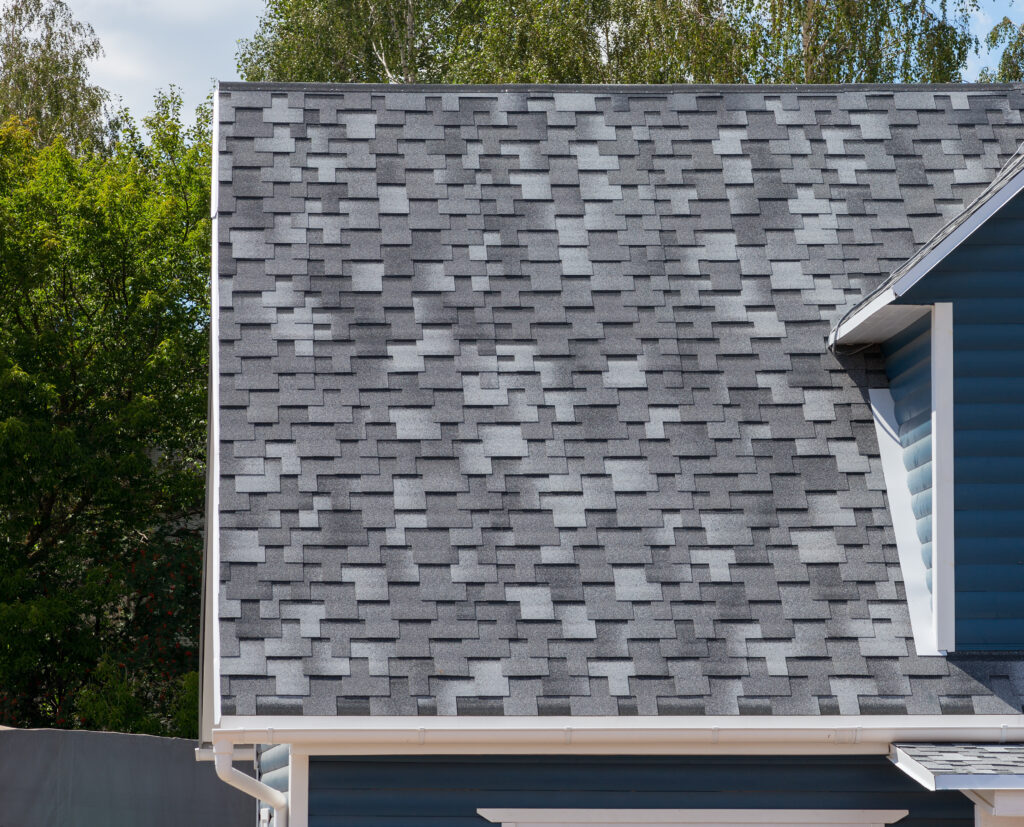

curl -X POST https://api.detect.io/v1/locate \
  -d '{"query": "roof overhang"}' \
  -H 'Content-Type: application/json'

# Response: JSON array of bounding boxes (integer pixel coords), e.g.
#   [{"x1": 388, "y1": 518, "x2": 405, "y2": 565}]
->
[
  {"x1": 210, "y1": 715, "x2": 1024, "y2": 756},
  {"x1": 829, "y1": 161, "x2": 1024, "y2": 348}
]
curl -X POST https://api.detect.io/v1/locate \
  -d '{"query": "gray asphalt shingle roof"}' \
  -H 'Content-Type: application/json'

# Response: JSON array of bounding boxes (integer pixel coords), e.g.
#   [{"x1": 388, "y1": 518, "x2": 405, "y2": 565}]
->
[
  {"x1": 895, "y1": 743, "x2": 1024, "y2": 777},
  {"x1": 215, "y1": 82, "x2": 1024, "y2": 717}
]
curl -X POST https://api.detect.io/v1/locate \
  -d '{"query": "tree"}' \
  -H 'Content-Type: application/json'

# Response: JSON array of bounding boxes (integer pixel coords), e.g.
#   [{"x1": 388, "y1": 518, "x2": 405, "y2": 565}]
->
[
  {"x1": 237, "y1": 0, "x2": 459, "y2": 83},
  {"x1": 981, "y1": 16, "x2": 1024, "y2": 82},
  {"x1": 238, "y1": 0, "x2": 982, "y2": 85},
  {"x1": 0, "y1": 0, "x2": 107, "y2": 147},
  {"x1": 739, "y1": 0, "x2": 978, "y2": 84},
  {"x1": 0, "y1": 90, "x2": 210, "y2": 735}
]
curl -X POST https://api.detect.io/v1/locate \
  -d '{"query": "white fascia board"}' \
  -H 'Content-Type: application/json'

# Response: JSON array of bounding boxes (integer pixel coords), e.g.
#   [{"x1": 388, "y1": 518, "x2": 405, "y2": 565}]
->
[
  {"x1": 869, "y1": 388, "x2": 938, "y2": 656},
  {"x1": 212, "y1": 715, "x2": 1024, "y2": 756},
  {"x1": 890, "y1": 167, "x2": 1024, "y2": 299},
  {"x1": 829, "y1": 288, "x2": 896, "y2": 346},
  {"x1": 477, "y1": 809, "x2": 910, "y2": 825},
  {"x1": 931, "y1": 303, "x2": 955, "y2": 653},
  {"x1": 831, "y1": 303, "x2": 931, "y2": 347},
  {"x1": 889, "y1": 746, "x2": 938, "y2": 791}
]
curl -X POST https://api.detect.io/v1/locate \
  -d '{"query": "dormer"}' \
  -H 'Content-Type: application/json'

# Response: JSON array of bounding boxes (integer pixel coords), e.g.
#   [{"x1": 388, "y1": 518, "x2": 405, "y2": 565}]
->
[{"x1": 830, "y1": 153, "x2": 1024, "y2": 656}]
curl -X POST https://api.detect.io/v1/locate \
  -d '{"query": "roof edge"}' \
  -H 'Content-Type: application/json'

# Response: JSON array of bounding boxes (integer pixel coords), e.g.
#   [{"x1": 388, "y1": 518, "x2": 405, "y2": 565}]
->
[
  {"x1": 218, "y1": 81, "x2": 1024, "y2": 94},
  {"x1": 830, "y1": 150, "x2": 1024, "y2": 348},
  {"x1": 211, "y1": 714, "x2": 1024, "y2": 756}
]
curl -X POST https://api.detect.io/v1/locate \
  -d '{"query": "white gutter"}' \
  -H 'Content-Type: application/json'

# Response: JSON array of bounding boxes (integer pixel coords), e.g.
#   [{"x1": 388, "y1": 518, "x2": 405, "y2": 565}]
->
[
  {"x1": 213, "y1": 740, "x2": 288, "y2": 827},
  {"x1": 211, "y1": 715, "x2": 1024, "y2": 757}
]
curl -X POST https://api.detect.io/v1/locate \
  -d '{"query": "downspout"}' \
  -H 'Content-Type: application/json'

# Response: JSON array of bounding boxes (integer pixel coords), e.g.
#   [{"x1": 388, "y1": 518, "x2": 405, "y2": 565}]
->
[{"x1": 213, "y1": 740, "x2": 288, "y2": 827}]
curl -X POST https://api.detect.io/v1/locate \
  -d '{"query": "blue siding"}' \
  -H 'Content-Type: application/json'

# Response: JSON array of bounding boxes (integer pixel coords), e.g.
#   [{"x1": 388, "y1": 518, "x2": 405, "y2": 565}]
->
[
  {"x1": 307, "y1": 755, "x2": 971, "y2": 826},
  {"x1": 881, "y1": 315, "x2": 934, "y2": 586},
  {"x1": 897, "y1": 190, "x2": 1024, "y2": 649},
  {"x1": 259, "y1": 743, "x2": 290, "y2": 794}
]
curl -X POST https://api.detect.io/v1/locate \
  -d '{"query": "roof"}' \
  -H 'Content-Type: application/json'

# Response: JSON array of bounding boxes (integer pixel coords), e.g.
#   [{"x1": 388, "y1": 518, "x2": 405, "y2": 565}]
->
[
  {"x1": 830, "y1": 144, "x2": 1024, "y2": 346},
  {"x1": 892, "y1": 743, "x2": 1024, "y2": 789},
  {"x1": 212, "y1": 81, "x2": 1024, "y2": 718}
]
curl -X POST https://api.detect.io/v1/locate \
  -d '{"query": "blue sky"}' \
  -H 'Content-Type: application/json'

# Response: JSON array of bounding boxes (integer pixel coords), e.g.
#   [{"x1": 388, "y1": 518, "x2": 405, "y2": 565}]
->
[
  {"x1": 68, "y1": 0, "x2": 265, "y2": 122},
  {"x1": 29, "y1": 1, "x2": 1024, "y2": 123}
]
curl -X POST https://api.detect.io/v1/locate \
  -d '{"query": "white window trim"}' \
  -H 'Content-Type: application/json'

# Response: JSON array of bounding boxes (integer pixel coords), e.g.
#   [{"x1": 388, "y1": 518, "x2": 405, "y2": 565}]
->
[
  {"x1": 869, "y1": 303, "x2": 955, "y2": 656},
  {"x1": 931, "y1": 302, "x2": 955, "y2": 653},
  {"x1": 476, "y1": 809, "x2": 909, "y2": 826}
]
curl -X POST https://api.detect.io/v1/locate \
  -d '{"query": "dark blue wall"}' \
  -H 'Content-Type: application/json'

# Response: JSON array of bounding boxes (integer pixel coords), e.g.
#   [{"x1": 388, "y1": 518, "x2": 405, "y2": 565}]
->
[
  {"x1": 307, "y1": 755, "x2": 971, "y2": 826},
  {"x1": 899, "y1": 191, "x2": 1024, "y2": 650}
]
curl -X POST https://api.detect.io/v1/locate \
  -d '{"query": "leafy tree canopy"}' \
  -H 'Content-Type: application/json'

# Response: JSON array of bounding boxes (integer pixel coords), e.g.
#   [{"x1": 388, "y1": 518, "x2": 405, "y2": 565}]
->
[
  {"x1": 0, "y1": 0, "x2": 108, "y2": 147},
  {"x1": 0, "y1": 90, "x2": 210, "y2": 736},
  {"x1": 238, "y1": 0, "x2": 984, "y2": 84}
]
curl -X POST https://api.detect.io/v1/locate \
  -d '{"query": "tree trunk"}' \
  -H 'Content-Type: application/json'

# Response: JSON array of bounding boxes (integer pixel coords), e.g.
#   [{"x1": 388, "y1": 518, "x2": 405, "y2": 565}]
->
[{"x1": 404, "y1": 0, "x2": 415, "y2": 83}]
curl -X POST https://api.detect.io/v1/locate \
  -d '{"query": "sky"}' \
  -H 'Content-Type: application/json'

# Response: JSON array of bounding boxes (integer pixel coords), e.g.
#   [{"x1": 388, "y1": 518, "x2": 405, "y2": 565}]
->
[
  {"x1": 15, "y1": 0, "x2": 1024, "y2": 125},
  {"x1": 68, "y1": 0, "x2": 265, "y2": 122}
]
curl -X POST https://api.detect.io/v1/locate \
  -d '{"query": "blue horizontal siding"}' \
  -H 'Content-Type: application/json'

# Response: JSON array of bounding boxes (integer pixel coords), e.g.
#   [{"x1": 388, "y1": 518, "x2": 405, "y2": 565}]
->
[
  {"x1": 881, "y1": 315, "x2": 934, "y2": 591},
  {"x1": 897, "y1": 186, "x2": 1024, "y2": 650},
  {"x1": 259, "y1": 743, "x2": 290, "y2": 794},
  {"x1": 307, "y1": 756, "x2": 972, "y2": 826}
]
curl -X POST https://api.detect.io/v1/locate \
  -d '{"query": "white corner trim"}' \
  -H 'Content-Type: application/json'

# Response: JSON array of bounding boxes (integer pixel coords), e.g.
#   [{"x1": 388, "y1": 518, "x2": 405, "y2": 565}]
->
[
  {"x1": 476, "y1": 809, "x2": 909, "y2": 826},
  {"x1": 869, "y1": 388, "x2": 939, "y2": 656},
  {"x1": 891, "y1": 168, "x2": 1024, "y2": 300},
  {"x1": 288, "y1": 752, "x2": 309, "y2": 827},
  {"x1": 931, "y1": 303, "x2": 955, "y2": 653},
  {"x1": 211, "y1": 715, "x2": 1024, "y2": 757}
]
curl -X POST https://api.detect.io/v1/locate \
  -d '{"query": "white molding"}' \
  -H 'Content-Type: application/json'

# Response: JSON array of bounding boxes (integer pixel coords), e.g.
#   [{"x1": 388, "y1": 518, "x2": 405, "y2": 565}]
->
[
  {"x1": 211, "y1": 715, "x2": 1024, "y2": 756},
  {"x1": 476, "y1": 809, "x2": 909, "y2": 826},
  {"x1": 931, "y1": 303, "x2": 955, "y2": 653},
  {"x1": 288, "y1": 752, "x2": 309, "y2": 827},
  {"x1": 869, "y1": 388, "x2": 939, "y2": 656}
]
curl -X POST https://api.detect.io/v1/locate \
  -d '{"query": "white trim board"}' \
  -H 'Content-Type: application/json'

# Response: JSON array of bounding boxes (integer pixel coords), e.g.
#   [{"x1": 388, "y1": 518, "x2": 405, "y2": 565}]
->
[
  {"x1": 211, "y1": 715, "x2": 1024, "y2": 756},
  {"x1": 930, "y1": 303, "x2": 955, "y2": 653},
  {"x1": 869, "y1": 388, "x2": 938, "y2": 656},
  {"x1": 476, "y1": 809, "x2": 909, "y2": 826}
]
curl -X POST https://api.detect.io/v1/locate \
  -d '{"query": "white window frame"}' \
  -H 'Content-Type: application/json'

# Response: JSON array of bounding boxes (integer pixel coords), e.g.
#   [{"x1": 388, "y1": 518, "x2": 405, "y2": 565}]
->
[
  {"x1": 869, "y1": 303, "x2": 954, "y2": 656},
  {"x1": 477, "y1": 809, "x2": 909, "y2": 826}
]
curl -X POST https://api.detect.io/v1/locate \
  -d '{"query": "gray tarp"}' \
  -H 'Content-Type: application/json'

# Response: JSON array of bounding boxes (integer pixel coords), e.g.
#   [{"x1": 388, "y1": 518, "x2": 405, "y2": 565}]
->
[{"x1": 0, "y1": 728, "x2": 254, "y2": 826}]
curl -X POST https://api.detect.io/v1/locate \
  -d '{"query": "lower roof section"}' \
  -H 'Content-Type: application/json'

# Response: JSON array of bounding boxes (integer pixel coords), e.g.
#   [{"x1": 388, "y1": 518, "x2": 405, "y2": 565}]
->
[
  {"x1": 892, "y1": 743, "x2": 1024, "y2": 790},
  {"x1": 210, "y1": 714, "x2": 1024, "y2": 756}
]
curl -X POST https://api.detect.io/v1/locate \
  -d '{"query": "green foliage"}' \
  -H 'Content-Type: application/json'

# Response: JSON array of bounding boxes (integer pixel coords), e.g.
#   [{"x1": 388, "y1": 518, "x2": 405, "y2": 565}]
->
[
  {"x1": 239, "y1": 0, "x2": 983, "y2": 84},
  {"x1": 0, "y1": 90, "x2": 210, "y2": 737},
  {"x1": 981, "y1": 16, "x2": 1024, "y2": 82},
  {"x1": 0, "y1": 0, "x2": 107, "y2": 147},
  {"x1": 237, "y1": 0, "x2": 460, "y2": 83}
]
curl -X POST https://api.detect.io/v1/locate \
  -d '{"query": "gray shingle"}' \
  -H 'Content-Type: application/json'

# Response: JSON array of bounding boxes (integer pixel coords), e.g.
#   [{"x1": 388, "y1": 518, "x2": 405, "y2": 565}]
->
[{"x1": 214, "y1": 81, "x2": 1024, "y2": 718}]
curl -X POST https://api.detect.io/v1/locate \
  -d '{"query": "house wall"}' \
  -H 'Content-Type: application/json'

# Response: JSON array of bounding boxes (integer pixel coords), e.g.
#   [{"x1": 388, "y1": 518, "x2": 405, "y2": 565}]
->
[
  {"x1": 881, "y1": 314, "x2": 934, "y2": 591},
  {"x1": 898, "y1": 191, "x2": 1024, "y2": 650},
  {"x1": 306, "y1": 755, "x2": 971, "y2": 826}
]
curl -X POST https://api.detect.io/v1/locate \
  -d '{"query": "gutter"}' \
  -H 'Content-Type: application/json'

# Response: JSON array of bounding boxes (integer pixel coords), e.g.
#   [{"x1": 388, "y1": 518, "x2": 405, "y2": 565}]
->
[
  {"x1": 210, "y1": 715, "x2": 1024, "y2": 757},
  {"x1": 212, "y1": 740, "x2": 288, "y2": 827}
]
